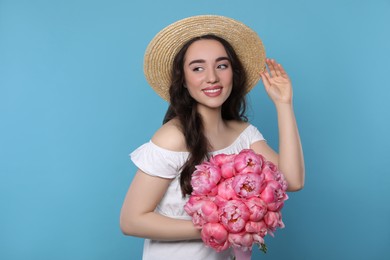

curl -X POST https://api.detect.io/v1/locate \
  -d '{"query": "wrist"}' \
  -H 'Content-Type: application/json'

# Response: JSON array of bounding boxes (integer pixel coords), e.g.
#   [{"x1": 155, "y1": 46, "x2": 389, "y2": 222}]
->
[{"x1": 275, "y1": 101, "x2": 293, "y2": 112}]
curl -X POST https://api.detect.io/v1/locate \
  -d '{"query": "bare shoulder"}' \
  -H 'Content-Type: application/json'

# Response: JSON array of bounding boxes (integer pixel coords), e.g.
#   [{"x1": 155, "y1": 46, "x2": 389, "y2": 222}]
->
[{"x1": 151, "y1": 118, "x2": 187, "y2": 152}]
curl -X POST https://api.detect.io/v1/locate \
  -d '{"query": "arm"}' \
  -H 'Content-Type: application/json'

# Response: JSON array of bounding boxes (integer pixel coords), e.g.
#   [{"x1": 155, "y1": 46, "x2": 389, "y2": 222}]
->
[
  {"x1": 251, "y1": 59, "x2": 305, "y2": 191},
  {"x1": 120, "y1": 170, "x2": 201, "y2": 240},
  {"x1": 120, "y1": 119, "x2": 201, "y2": 240}
]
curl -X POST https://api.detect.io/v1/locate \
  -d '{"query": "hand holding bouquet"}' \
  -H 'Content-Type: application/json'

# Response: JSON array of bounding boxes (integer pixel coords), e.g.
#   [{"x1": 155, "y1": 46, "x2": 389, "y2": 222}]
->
[{"x1": 184, "y1": 149, "x2": 288, "y2": 260}]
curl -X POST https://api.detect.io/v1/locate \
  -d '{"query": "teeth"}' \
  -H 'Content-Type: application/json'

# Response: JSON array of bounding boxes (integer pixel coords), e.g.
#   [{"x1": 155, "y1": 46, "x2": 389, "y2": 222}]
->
[{"x1": 203, "y1": 88, "x2": 221, "y2": 93}]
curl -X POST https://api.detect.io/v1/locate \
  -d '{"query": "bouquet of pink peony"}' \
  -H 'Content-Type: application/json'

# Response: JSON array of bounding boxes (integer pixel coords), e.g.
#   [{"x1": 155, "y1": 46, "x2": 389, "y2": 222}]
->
[{"x1": 184, "y1": 149, "x2": 288, "y2": 260}]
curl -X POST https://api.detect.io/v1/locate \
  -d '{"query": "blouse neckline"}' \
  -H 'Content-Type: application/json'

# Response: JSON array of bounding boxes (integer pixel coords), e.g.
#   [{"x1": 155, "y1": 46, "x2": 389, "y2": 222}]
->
[{"x1": 149, "y1": 124, "x2": 252, "y2": 155}]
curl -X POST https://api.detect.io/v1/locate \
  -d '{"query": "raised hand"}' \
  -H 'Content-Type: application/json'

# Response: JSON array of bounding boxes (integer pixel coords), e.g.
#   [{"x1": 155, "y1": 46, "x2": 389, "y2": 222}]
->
[
  {"x1": 260, "y1": 59, "x2": 293, "y2": 105},
  {"x1": 257, "y1": 58, "x2": 305, "y2": 192}
]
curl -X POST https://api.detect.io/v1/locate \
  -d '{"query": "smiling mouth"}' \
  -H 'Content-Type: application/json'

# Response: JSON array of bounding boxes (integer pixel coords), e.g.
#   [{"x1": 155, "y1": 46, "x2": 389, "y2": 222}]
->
[
  {"x1": 203, "y1": 88, "x2": 222, "y2": 93},
  {"x1": 202, "y1": 87, "x2": 223, "y2": 97}
]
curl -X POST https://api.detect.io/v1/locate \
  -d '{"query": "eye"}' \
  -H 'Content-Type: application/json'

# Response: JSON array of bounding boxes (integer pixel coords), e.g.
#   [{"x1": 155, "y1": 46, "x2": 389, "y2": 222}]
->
[
  {"x1": 192, "y1": 66, "x2": 204, "y2": 72},
  {"x1": 217, "y1": 63, "x2": 229, "y2": 69}
]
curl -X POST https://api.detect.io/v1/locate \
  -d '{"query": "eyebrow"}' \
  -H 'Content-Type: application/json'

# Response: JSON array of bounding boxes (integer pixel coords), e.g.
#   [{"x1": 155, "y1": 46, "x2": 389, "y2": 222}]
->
[{"x1": 188, "y1": 56, "x2": 230, "y2": 66}]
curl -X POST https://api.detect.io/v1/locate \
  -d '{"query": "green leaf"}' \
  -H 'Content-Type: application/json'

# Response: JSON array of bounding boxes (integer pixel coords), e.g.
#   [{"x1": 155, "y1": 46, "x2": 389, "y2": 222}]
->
[{"x1": 259, "y1": 243, "x2": 267, "y2": 254}]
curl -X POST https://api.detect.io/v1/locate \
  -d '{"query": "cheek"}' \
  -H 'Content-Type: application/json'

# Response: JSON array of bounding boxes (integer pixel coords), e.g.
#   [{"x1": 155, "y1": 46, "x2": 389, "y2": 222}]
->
[
  {"x1": 185, "y1": 73, "x2": 203, "y2": 88},
  {"x1": 225, "y1": 70, "x2": 234, "y2": 84},
  {"x1": 183, "y1": 74, "x2": 199, "y2": 97},
  {"x1": 221, "y1": 71, "x2": 233, "y2": 88}
]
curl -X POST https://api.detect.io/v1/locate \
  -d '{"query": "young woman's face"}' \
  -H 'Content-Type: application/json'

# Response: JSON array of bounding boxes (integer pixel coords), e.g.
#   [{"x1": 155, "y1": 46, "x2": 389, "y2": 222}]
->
[{"x1": 183, "y1": 39, "x2": 233, "y2": 109}]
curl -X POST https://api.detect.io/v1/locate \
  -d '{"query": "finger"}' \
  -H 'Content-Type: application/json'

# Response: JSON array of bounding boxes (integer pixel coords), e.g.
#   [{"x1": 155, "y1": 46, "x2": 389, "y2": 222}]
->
[
  {"x1": 277, "y1": 63, "x2": 288, "y2": 78},
  {"x1": 270, "y1": 59, "x2": 282, "y2": 77},
  {"x1": 266, "y1": 58, "x2": 277, "y2": 77},
  {"x1": 260, "y1": 71, "x2": 271, "y2": 90},
  {"x1": 259, "y1": 64, "x2": 267, "y2": 76}
]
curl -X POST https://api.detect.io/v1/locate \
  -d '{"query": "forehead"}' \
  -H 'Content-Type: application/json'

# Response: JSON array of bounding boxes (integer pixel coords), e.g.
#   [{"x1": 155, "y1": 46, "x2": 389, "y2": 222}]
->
[{"x1": 185, "y1": 39, "x2": 228, "y2": 59}]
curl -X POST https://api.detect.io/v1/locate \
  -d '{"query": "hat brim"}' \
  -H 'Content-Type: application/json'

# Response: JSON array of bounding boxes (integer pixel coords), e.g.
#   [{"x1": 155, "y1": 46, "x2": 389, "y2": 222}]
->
[{"x1": 144, "y1": 15, "x2": 266, "y2": 101}]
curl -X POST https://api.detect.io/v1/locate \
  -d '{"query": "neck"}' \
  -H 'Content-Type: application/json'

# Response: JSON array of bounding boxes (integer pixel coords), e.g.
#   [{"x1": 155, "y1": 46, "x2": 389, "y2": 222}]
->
[{"x1": 196, "y1": 104, "x2": 227, "y2": 135}]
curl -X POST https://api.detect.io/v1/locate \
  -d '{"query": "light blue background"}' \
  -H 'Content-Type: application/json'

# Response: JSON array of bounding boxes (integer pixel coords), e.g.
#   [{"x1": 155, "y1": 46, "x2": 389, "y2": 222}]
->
[{"x1": 1, "y1": 0, "x2": 389, "y2": 259}]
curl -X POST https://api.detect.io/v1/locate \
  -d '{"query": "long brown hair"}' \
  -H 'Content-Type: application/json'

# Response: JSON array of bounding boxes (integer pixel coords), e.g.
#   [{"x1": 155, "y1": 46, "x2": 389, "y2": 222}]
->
[{"x1": 163, "y1": 34, "x2": 248, "y2": 196}]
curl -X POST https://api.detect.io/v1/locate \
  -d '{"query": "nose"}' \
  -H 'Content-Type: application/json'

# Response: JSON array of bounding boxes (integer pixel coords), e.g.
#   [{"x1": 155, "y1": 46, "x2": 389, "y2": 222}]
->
[{"x1": 206, "y1": 69, "x2": 219, "y2": 84}]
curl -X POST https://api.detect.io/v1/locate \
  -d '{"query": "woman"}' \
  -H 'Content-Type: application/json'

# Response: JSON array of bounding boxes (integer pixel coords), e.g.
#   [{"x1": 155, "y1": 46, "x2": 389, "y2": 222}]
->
[{"x1": 120, "y1": 15, "x2": 304, "y2": 260}]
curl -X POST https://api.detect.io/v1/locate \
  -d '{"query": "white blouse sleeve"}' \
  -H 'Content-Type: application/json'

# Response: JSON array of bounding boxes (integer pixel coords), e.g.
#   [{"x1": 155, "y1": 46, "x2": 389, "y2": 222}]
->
[
  {"x1": 130, "y1": 141, "x2": 188, "y2": 179},
  {"x1": 247, "y1": 124, "x2": 266, "y2": 144}
]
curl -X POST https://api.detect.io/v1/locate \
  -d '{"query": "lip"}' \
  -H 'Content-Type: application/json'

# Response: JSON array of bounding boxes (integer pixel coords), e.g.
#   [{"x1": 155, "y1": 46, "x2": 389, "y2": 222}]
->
[{"x1": 202, "y1": 86, "x2": 223, "y2": 97}]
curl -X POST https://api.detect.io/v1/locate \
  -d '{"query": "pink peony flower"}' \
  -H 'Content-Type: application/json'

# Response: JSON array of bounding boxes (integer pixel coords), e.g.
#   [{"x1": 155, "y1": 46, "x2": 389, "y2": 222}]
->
[
  {"x1": 262, "y1": 161, "x2": 279, "y2": 181},
  {"x1": 262, "y1": 161, "x2": 288, "y2": 191},
  {"x1": 219, "y1": 200, "x2": 250, "y2": 233},
  {"x1": 264, "y1": 211, "x2": 285, "y2": 236},
  {"x1": 234, "y1": 149, "x2": 263, "y2": 175},
  {"x1": 260, "y1": 180, "x2": 288, "y2": 211},
  {"x1": 229, "y1": 231, "x2": 254, "y2": 252},
  {"x1": 210, "y1": 154, "x2": 236, "y2": 179},
  {"x1": 217, "y1": 177, "x2": 238, "y2": 200},
  {"x1": 245, "y1": 197, "x2": 267, "y2": 221},
  {"x1": 220, "y1": 162, "x2": 236, "y2": 179},
  {"x1": 201, "y1": 223, "x2": 230, "y2": 252},
  {"x1": 191, "y1": 162, "x2": 221, "y2": 196},
  {"x1": 233, "y1": 173, "x2": 265, "y2": 198},
  {"x1": 184, "y1": 195, "x2": 219, "y2": 228},
  {"x1": 210, "y1": 153, "x2": 236, "y2": 167},
  {"x1": 245, "y1": 220, "x2": 268, "y2": 238},
  {"x1": 252, "y1": 233, "x2": 265, "y2": 245}
]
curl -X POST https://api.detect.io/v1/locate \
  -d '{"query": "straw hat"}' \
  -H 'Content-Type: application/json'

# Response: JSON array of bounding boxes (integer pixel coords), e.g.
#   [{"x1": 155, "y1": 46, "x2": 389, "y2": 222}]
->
[{"x1": 144, "y1": 15, "x2": 266, "y2": 101}]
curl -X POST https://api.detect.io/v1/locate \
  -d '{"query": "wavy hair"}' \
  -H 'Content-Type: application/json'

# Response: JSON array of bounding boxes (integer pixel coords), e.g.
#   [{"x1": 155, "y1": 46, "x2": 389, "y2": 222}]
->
[{"x1": 163, "y1": 34, "x2": 248, "y2": 196}]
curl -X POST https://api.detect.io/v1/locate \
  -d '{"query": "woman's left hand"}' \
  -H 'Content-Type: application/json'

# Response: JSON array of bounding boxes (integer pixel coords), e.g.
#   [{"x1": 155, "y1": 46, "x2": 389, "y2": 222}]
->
[
  {"x1": 258, "y1": 58, "x2": 305, "y2": 191},
  {"x1": 260, "y1": 58, "x2": 293, "y2": 105}
]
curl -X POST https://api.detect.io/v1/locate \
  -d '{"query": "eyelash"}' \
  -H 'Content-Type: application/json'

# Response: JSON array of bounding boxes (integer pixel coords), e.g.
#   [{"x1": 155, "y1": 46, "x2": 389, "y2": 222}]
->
[
  {"x1": 218, "y1": 64, "x2": 229, "y2": 69},
  {"x1": 192, "y1": 63, "x2": 229, "y2": 72}
]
